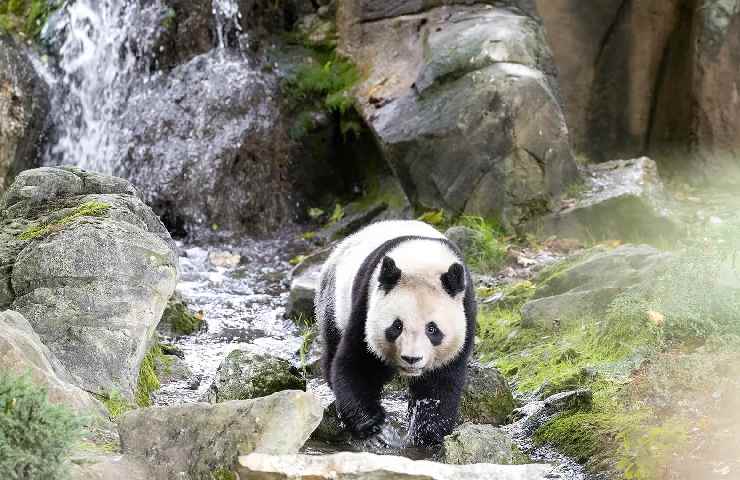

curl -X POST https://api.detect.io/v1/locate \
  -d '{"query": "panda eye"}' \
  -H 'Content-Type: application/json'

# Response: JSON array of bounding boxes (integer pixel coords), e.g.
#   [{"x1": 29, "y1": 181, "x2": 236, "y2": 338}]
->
[
  {"x1": 392, "y1": 319, "x2": 403, "y2": 332},
  {"x1": 426, "y1": 323, "x2": 439, "y2": 336}
]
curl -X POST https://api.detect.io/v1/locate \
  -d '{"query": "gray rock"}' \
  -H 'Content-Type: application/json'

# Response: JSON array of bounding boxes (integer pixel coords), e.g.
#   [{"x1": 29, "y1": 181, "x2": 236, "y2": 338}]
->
[
  {"x1": 0, "y1": 310, "x2": 103, "y2": 415},
  {"x1": 119, "y1": 391, "x2": 323, "y2": 479},
  {"x1": 532, "y1": 157, "x2": 681, "y2": 243},
  {"x1": 443, "y1": 423, "x2": 528, "y2": 465},
  {"x1": 238, "y1": 452, "x2": 553, "y2": 480},
  {"x1": 521, "y1": 244, "x2": 672, "y2": 330},
  {"x1": 1, "y1": 166, "x2": 178, "y2": 400},
  {"x1": 512, "y1": 389, "x2": 592, "y2": 436},
  {"x1": 70, "y1": 454, "x2": 150, "y2": 480},
  {"x1": 0, "y1": 34, "x2": 48, "y2": 192},
  {"x1": 444, "y1": 226, "x2": 479, "y2": 261},
  {"x1": 339, "y1": 3, "x2": 578, "y2": 229},
  {"x1": 154, "y1": 355, "x2": 192, "y2": 384},
  {"x1": 202, "y1": 349, "x2": 305, "y2": 403},
  {"x1": 287, "y1": 248, "x2": 330, "y2": 321},
  {"x1": 461, "y1": 361, "x2": 515, "y2": 425}
]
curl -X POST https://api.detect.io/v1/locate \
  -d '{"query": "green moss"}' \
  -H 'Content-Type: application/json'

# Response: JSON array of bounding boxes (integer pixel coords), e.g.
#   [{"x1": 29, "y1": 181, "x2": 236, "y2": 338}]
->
[
  {"x1": 0, "y1": 372, "x2": 81, "y2": 479},
  {"x1": 0, "y1": 0, "x2": 62, "y2": 40},
  {"x1": 211, "y1": 468, "x2": 237, "y2": 480},
  {"x1": 99, "y1": 390, "x2": 133, "y2": 420},
  {"x1": 161, "y1": 299, "x2": 203, "y2": 336},
  {"x1": 19, "y1": 201, "x2": 111, "y2": 240},
  {"x1": 135, "y1": 342, "x2": 164, "y2": 408}
]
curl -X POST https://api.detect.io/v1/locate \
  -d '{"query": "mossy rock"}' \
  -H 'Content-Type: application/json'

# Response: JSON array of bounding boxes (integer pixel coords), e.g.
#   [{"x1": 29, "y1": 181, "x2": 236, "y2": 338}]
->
[
  {"x1": 443, "y1": 423, "x2": 529, "y2": 465},
  {"x1": 460, "y1": 361, "x2": 515, "y2": 425},
  {"x1": 158, "y1": 292, "x2": 203, "y2": 337},
  {"x1": 202, "y1": 350, "x2": 305, "y2": 403}
]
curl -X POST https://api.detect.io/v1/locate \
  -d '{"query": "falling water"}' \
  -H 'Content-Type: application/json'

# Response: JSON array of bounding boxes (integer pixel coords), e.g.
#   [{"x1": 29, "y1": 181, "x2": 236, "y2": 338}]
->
[
  {"x1": 44, "y1": 0, "x2": 163, "y2": 174},
  {"x1": 43, "y1": 0, "x2": 243, "y2": 175}
]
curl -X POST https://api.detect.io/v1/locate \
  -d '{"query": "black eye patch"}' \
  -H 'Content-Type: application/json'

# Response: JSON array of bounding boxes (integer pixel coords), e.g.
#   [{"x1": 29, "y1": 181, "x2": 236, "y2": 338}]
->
[
  {"x1": 385, "y1": 318, "x2": 403, "y2": 342},
  {"x1": 426, "y1": 322, "x2": 444, "y2": 346}
]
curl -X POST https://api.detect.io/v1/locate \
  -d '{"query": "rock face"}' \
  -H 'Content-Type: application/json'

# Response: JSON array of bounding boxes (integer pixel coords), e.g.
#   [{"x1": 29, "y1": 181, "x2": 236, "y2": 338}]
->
[
  {"x1": 0, "y1": 310, "x2": 102, "y2": 415},
  {"x1": 338, "y1": 1, "x2": 579, "y2": 229},
  {"x1": 119, "y1": 391, "x2": 323, "y2": 479},
  {"x1": 443, "y1": 423, "x2": 528, "y2": 465},
  {"x1": 532, "y1": 157, "x2": 680, "y2": 243},
  {"x1": 0, "y1": 34, "x2": 49, "y2": 191},
  {"x1": 0, "y1": 166, "x2": 179, "y2": 399},
  {"x1": 287, "y1": 248, "x2": 330, "y2": 320},
  {"x1": 461, "y1": 361, "x2": 516, "y2": 425},
  {"x1": 238, "y1": 452, "x2": 553, "y2": 480},
  {"x1": 118, "y1": 50, "x2": 292, "y2": 237},
  {"x1": 522, "y1": 244, "x2": 672, "y2": 330},
  {"x1": 202, "y1": 349, "x2": 305, "y2": 403}
]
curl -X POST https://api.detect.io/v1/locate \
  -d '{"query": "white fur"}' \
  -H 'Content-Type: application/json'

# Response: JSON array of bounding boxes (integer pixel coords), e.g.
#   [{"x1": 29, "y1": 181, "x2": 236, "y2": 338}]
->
[{"x1": 316, "y1": 220, "x2": 467, "y2": 375}]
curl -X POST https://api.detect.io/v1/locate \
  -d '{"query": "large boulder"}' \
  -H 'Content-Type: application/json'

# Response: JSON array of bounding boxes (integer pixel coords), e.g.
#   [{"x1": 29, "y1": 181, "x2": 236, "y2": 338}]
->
[
  {"x1": 521, "y1": 244, "x2": 672, "y2": 330},
  {"x1": 202, "y1": 349, "x2": 305, "y2": 403},
  {"x1": 531, "y1": 157, "x2": 681, "y2": 243},
  {"x1": 535, "y1": 0, "x2": 685, "y2": 161},
  {"x1": 119, "y1": 390, "x2": 323, "y2": 479},
  {"x1": 338, "y1": 1, "x2": 579, "y2": 230},
  {"x1": 0, "y1": 166, "x2": 179, "y2": 400},
  {"x1": 0, "y1": 34, "x2": 49, "y2": 191},
  {"x1": 238, "y1": 452, "x2": 553, "y2": 479},
  {"x1": 688, "y1": 1, "x2": 740, "y2": 180},
  {"x1": 0, "y1": 310, "x2": 102, "y2": 415}
]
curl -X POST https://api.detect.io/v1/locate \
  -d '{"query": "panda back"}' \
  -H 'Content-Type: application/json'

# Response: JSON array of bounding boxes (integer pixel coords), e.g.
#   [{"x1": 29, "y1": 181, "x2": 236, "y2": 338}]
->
[{"x1": 316, "y1": 220, "x2": 445, "y2": 333}]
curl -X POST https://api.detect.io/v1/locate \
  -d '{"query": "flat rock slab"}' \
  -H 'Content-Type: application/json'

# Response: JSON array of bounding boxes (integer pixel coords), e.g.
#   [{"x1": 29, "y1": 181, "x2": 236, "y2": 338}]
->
[
  {"x1": 238, "y1": 452, "x2": 553, "y2": 480},
  {"x1": 119, "y1": 390, "x2": 323, "y2": 479},
  {"x1": 533, "y1": 157, "x2": 681, "y2": 243}
]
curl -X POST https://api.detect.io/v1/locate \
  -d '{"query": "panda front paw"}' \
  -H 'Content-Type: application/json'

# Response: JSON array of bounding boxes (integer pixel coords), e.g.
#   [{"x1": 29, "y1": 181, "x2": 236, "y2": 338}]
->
[{"x1": 340, "y1": 407, "x2": 385, "y2": 438}]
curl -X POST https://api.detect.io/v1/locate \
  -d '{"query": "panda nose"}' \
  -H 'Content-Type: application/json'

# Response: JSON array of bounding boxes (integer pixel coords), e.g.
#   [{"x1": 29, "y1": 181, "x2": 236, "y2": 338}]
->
[{"x1": 401, "y1": 355, "x2": 422, "y2": 365}]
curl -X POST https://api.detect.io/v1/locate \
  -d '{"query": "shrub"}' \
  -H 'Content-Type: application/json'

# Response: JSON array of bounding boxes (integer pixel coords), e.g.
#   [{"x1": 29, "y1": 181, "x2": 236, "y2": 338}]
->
[
  {"x1": 458, "y1": 216, "x2": 508, "y2": 273},
  {"x1": 0, "y1": 372, "x2": 81, "y2": 480}
]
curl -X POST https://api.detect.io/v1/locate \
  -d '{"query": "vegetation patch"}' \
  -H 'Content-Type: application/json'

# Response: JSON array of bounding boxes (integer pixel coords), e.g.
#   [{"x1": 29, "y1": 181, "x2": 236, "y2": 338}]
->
[
  {"x1": 0, "y1": 0, "x2": 62, "y2": 40},
  {"x1": 19, "y1": 201, "x2": 111, "y2": 240},
  {"x1": 283, "y1": 47, "x2": 362, "y2": 140},
  {"x1": 135, "y1": 342, "x2": 164, "y2": 408},
  {"x1": 99, "y1": 390, "x2": 133, "y2": 420},
  {"x1": 0, "y1": 372, "x2": 81, "y2": 479},
  {"x1": 160, "y1": 295, "x2": 203, "y2": 336},
  {"x1": 457, "y1": 216, "x2": 509, "y2": 272}
]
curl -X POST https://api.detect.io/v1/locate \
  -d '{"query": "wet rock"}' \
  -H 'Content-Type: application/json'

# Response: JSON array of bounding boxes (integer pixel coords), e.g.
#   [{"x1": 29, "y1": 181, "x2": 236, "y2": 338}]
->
[
  {"x1": 237, "y1": 452, "x2": 553, "y2": 479},
  {"x1": 532, "y1": 157, "x2": 680, "y2": 243},
  {"x1": 443, "y1": 423, "x2": 528, "y2": 465},
  {"x1": 208, "y1": 249, "x2": 241, "y2": 268},
  {"x1": 119, "y1": 391, "x2": 323, "y2": 479},
  {"x1": 119, "y1": 50, "x2": 293, "y2": 238},
  {"x1": 202, "y1": 349, "x2": 305, "y2": 403},
  {"x1": 513, "y1": 389, "x2": 592, "y2": 436},
  {"x1": 1, "y1": 166, "x2": 178, "y2": 400},
  {"x1": 287, "y1": 248, "x2": 330, "y2": 321},
  {"x1": 154, "y1": 354, "x2": 192, "y2": 384},
  {"x1": 0, "y1": 34, "x2": 49, "y2": 191},
  {"x1": 157, "y1": 292, "x2": 204, "y2": 337},
  {"x1": 521, "y1": 244, "x2": 672, "y2": 330},
  {"x1": 461, "y1": 361, "x2": 516, "y2": 425},
  {"x1": 0, "y1": 310, "x2": 103, "y2": 415},
  {"x1": 339, "y1": 2, "x2": 578, "y2": 229}
]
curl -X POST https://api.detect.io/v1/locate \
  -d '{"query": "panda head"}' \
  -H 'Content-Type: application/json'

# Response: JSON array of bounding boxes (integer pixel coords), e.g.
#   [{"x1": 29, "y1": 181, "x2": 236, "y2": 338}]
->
[{"x1": 365, "y1": 254, "x2": 467, "y2": 377}]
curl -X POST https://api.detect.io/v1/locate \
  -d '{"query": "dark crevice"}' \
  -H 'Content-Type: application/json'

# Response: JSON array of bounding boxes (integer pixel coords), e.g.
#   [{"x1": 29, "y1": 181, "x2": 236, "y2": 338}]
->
[
  {"x1": 645, "y1": 40, "x2": 673, "y2": 153},
  {"x1": 594, "y1": 0, "x2": 631, "y2": 68}
]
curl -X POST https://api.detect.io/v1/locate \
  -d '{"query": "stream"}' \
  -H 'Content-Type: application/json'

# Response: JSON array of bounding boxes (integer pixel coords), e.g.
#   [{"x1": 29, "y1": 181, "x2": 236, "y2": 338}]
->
[{"x1": 33, "y1": 0, "x2": 592, "y2": 477}]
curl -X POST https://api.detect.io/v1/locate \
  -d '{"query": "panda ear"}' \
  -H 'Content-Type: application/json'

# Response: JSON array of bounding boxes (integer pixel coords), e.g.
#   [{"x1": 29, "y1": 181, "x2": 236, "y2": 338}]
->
[
  {"x1": 441, "y1": 263, "x2": 465, "y2": 297},
  {"x1": 378, "y1": 256, "x2": 402, "y2": 293}
]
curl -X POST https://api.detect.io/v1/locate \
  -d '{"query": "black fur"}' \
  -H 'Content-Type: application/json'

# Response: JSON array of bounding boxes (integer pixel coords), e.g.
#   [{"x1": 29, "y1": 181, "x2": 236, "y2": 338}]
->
[
  {"x1": 378, "y1": 256, "x2": 402, "y2": 292},
  {"x1": 441, "y1": 263, "x2": 465, "y2": 297},
  {"x1": 319, "y1": 235, "x2": 476, "y2": 446}
]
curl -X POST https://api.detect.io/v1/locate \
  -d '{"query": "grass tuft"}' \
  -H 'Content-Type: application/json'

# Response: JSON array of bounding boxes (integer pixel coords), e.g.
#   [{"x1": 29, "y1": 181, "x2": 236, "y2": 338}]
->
[{"x1": 19, "y1": 201, "x2": 111, "y2": 240}]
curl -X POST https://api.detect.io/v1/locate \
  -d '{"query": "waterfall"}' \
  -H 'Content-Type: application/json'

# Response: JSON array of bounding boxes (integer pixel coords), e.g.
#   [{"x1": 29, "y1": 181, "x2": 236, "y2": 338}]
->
[{"x1": 43, "y1": 0, "x2": 243, "y2": 175}]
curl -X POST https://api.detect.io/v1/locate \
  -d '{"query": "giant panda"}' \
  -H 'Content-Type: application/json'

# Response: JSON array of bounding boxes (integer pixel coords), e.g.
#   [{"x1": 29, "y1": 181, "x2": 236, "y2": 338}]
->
[{"x1": 315, "y1": 220, "x2": 476, "y2": 447}]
